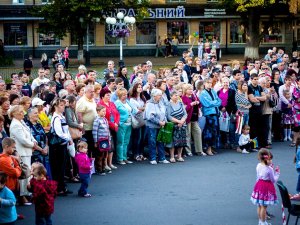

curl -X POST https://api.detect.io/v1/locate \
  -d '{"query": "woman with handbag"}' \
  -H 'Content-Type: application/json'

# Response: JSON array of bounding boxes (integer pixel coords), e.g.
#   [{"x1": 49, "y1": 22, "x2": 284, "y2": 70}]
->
[
  {"x1": 114, "y1": 88, "x2": 136, "y2": 165},
  {"x1": 129, "y1": 82, "x2": 147, "y2": 161},
  {"x1": 49, "y1": 98, "x2": 73, "y2": 196},
  {"x1": 166, "y1": 91, "x2": 188, "y2": 162},
  {"x1": 200, "y1": 78, "x2": 222, "y2": 156},
  {"x1": 144, "y1": 88, "x2": 170, "y2": 165},
  {"x1": 25, "y1": 107, "x2": 52, "y2": 179},
  {"x1": 217, "y1": 77, "x2": 237, "y2": 149},
  {"x1": 9, "y1": 105, "x2": 39, "y2": 205},
  {"x1": 182, "y1": 83, "x2": 205, "y2": 157},
  {"x1": 98, "y1": 88, "x2": 120, "y2": 170}
]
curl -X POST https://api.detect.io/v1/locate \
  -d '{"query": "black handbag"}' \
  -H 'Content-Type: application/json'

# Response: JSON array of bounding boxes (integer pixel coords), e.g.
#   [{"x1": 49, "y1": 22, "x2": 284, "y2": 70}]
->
[{"x1": 49, "y1": 117, "x2": 66, "y2": 145}]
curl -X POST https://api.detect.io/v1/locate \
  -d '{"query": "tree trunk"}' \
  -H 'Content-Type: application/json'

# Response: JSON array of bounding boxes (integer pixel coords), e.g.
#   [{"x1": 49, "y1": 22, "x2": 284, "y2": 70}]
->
[
  {"x1": 245, "y1": 8, "x2": 261, "y2": 60},
  {"x1": 77, "y1": 35, "x2": 84, "y2": 63}
]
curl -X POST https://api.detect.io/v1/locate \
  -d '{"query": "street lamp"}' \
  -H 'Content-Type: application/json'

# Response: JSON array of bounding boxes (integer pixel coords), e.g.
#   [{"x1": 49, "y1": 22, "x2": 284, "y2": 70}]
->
[
  {"x1": 80, "y1": 17, "x2": 100, "y2": 66},
  {"x1": 106, "y1": 12, "x2": 136, "y2": 67}
]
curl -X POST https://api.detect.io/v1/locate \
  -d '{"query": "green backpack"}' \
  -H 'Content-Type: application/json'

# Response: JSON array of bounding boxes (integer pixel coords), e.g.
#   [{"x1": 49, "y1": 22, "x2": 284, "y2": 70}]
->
[{"x1": 157, "y1": 122, "x2": 174, "y2": 144}]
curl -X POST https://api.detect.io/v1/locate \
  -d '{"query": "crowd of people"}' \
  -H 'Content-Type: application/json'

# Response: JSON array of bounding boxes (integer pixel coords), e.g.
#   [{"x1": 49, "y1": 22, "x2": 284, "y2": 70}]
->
[{"x1": 0, "y1": 45, "x2": 299, "y2": 225}]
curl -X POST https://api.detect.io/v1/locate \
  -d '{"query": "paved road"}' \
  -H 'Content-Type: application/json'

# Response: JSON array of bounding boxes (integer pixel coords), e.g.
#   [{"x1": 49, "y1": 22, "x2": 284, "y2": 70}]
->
[{"x1": 17, "y1": 142, "x2": 296, "y2": 225}]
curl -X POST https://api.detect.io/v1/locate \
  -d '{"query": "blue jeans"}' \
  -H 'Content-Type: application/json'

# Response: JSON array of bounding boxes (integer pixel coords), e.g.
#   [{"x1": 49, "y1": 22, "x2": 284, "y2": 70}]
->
[
  {"x1": 243, "y1": 113, "x2": 249, "y2": 126},
  {"x1": 296, "y1": 168, "x2": 300, "y2": 193},
  {"x1": 131, "y1": 126, "x2": 145, "y2": 157},
  {"x1": 78, "y1": 173, "x2": 90, "y2": 196},
  {"x1": 147, "y1": 127, "x2": 166, "y2": 161},
  {"x1": 36, "y1": 214, "x2": 52, "y2": 225}
]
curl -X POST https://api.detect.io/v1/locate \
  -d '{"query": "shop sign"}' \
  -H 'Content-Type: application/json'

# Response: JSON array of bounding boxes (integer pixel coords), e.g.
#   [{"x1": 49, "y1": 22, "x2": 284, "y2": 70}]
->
[
  {"x1": 113, "y1": 6, "x2": 185, "y2": 19},
  {"x1": 204, "y1": 9, "x2": 226, "y2": 17}
]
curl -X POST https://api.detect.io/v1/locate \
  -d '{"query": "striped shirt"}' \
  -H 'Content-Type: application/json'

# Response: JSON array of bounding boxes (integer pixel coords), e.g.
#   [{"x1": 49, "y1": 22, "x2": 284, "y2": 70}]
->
[
  {"x1": 92, "y1": 116, "x2": 110, "y2": 144},
  {"x1": 235, "y1": 92, "x2": 251, "y2": 114}
]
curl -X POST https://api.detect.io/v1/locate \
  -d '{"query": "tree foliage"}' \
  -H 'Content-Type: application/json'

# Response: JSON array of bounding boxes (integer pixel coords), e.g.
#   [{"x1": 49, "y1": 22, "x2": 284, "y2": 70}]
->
[{"x1": 31, "y1": 0, "x2": 150, "y2": 49}]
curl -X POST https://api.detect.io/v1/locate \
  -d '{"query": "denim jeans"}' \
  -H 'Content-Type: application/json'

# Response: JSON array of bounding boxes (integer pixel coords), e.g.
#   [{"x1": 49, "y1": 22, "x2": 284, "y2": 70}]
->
[
  {"x1": 147, "y1": 127, "x2": 166, "y2": 161},
  {"x1": 36, "y1": 214, "x2": 52, "y2": 225},
  {"x1": 131, "y1": 126, "x2": 145, "y2": 157},
  {"x1": 296, "y1": 168, "x2": 300, "y2": 193},
  {"x1": 78, "y1": 173, "x2": 90, "y2": 196}
]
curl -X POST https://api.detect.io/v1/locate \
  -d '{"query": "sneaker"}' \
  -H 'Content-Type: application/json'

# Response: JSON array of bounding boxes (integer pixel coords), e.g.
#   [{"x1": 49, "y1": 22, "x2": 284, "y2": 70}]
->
[
  {"x1": 186, "y1": 152, "x2": 193, "y2": 157},
  {"x1": 288, "y1": 137, "x2": 293, "y2": 141},
  {"x1": 117, "y1": 161, "x2": 126, "y2": 165},
  {"x1": 284, "y1": 137, "x2": 288, "y2": 142},
  {"x1": 150, "y1": 160, "x2": 157, "y2": 165},
  {"x1": 105, "y1": 166, "x2": 112, "y2": 171},
  {"x1": 109, "y1": 165, "x2": 118, "y2": 170},
  {"x1": 242, "y1": 149, "x2": 250, "y2": 154},
  {"x1": 124, "y1": 160, "x2": 133, "y2": 164},
  {"x1": 99, "y1": 172, "x2": 106, "y2": 176},
  {"x1": 159, "y1": 159, "x2": 170, "y2": 164}
]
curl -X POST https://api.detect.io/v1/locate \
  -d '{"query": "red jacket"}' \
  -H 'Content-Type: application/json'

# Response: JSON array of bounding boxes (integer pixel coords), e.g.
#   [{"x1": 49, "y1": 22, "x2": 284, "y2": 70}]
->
[
  {"x1": 0, "y1": 153, "x2": 21, "y2": 191},
  {"x1": 28, "y1": 178, "x2": 57, "y2": 216},
  {"x1": 98, "y1": 99, "x2": 120, "y2": 131}
]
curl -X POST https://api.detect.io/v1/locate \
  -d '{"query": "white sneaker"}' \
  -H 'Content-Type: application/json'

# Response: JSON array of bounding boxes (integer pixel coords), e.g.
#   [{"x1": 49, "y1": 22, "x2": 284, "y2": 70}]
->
[
  {"x1": 159, "y1": 159, "x2": 170, "y2": 164},
  {"x1": 105, "y1": 166, "x2": 112, "y2": 171},
  {"x1": 242, "y1": 149, "x2": 250, "y2": 154},
  {"x1": 284, "y1": 137, "x2": 288, "y2": 142},
  {"x1": 109, "y1": 165, "x2": 118, "y2": 170},
  {"x1": 288, "y1": 137, "x2": 293, "y2": 141},
  {"x1": 149, "y1": 160, "x2": 157, "y2": 165}
]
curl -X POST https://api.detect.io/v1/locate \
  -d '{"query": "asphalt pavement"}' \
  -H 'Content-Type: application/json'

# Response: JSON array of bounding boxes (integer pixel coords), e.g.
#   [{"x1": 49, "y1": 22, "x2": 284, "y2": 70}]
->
[{"x1": 17, "y1": 142, "x2": 296, "y2": 225}]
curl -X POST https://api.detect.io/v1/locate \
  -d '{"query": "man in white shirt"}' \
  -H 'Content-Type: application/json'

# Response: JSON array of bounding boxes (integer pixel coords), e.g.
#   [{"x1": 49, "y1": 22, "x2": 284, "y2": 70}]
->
[{"x1": 31, "y1": 68, "x2": 50, "y2": 90}]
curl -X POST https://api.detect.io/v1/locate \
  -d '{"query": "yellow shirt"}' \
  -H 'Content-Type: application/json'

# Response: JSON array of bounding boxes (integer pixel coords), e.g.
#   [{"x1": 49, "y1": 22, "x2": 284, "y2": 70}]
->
[
  {"x1": 38, "y1": 111, "x2": 50, "y2": 129},
  {"x1": 75, "y1": 96, "x2": 97, "y2": 131}
]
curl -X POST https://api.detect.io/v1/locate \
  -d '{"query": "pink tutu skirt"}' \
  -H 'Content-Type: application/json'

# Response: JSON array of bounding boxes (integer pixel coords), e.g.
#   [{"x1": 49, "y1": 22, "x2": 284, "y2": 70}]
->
[{"x1": 250, "y1": 179, "x2": 278, "y2": 206}]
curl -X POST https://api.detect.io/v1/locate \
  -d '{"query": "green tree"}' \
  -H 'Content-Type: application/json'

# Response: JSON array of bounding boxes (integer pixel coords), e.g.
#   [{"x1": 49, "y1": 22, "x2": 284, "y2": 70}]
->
[
  {"x1": 221, "y1": 0, "x2": 291, "y2": 59},
  {"x1": 31, "y1": 0, "x2": 149, "y2": 61}
]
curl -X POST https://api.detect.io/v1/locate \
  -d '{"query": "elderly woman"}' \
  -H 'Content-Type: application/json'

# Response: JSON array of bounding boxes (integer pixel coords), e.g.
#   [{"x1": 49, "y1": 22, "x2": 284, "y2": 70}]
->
[
  {"x1": 115, "y1": 88, "x2": 135, "y2": 165},
  {"x1": 182, "y1": 83, "x2": 205, "y2": 156},
  {"x1": 217, "y1": 77, "x2": 237, "y2": 149},
  {"x1": 144, "y1": 88, "x2": 170, "y2": 164},
  {"x1": 49, "y1": 98, "x2": 72, "y2": 195},
  {"x1": 200, "y1": 78, "x2": 221, "y2": 156},
  {"x1": 25, "y1": 107, "x2": 51, "y2": 178},
  {"x1": 166, "y1": 91, "x2": 187, "y2": 162},
  {"x1": 156, "y1": 79, "x2": 169, "y2": 108},
  {"x1": 98, "y1": 88, "x2": 120, "y2": 170},
  {"x1": 9, "y1": 105, "x2": 38, "y2": 204}
]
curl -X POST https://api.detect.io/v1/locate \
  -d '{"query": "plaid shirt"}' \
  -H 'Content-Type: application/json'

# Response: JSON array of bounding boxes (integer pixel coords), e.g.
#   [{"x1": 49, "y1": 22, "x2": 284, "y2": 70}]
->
[
  {"x1": 92, "y1": 116, "x2": 110, "y2": 143},
  {"x1": 28, "y1": 178, "x2": 57, "y2": 216}
]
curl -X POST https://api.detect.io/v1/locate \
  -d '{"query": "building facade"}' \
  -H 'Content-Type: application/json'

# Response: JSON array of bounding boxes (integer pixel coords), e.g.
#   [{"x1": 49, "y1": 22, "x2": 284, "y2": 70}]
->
[{"x1": 0, "y1": 0, "x2": 297, "y2": 58}]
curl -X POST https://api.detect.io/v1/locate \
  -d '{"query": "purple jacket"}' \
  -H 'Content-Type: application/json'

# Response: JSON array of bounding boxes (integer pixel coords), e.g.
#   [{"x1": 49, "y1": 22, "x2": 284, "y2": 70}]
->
[
  {"x1": 182, "y1": 94, "x2": 200, "y2": 124},
  {"x1": 75, "y1": 152, "x2": 92, "y2": 174}
]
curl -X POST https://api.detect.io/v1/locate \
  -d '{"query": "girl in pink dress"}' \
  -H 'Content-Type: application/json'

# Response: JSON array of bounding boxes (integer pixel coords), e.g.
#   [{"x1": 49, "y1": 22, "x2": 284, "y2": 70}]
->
[{"x1": 250, "y1": 149, "x2": 280, "y2": 225}]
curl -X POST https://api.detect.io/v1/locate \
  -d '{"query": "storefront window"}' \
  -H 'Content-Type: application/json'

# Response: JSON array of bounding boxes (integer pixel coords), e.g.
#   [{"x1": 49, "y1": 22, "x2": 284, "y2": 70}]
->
[
  {"x1": 71, "y1": 24, "x2": 95, "y2": 45},
  {"x1": 167, "y1": 21, "x2": 189, "y2": 44},
  {"x1": 261, "y1": 22, "x2": 283, "y2": 43},
  {"x1": 230, "y1": 21, "x2": 246, "y2": 44},
  {"x1": 4, "y1": 23, "x2": 27, "y2": 46},
  {"x1": 136, "y1": 22, "x2": 156, "y2": 44},
  {"x1": 39, "y1": 24, "x2": 60, "y2": 46},
  {"x1": 199, "y1": 22, "x2": 220, "y2": 42}
]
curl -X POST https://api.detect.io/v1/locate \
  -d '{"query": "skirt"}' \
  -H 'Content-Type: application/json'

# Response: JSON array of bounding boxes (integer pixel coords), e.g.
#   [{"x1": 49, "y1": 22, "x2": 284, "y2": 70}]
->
[
  {"x1": 250, "y1": 179, "x2": 278, "y2": 206},
  {"x1": 282, "y1": 113, "x2": 294, "y2": 125}
]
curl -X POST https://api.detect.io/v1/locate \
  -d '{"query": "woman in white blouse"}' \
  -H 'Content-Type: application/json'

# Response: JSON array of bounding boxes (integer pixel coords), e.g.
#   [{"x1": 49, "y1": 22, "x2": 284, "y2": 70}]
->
[
  {"x1": 49, "y1": 98, "x2": 72, "y2": 196},
  {"x1": 9, "y1": 105, "x2": 39, "y2": 204}
]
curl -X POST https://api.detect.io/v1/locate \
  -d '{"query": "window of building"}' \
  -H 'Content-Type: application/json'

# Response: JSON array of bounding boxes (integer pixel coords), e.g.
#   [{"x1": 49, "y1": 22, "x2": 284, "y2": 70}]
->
[
  {"x1": 230, "y1": 21, "x2": 246, "y2": 44},
  {"x1": 261, "y1": 21, "x2": 283, "y2": 43},
  {"x1": 167, "y1": 21, "x2": 189, "y2": 44},
  {"x1": 39, "y1": 24, "x2": 60, "y2": 46},
  {"x1": 71, "y1": 24, "x2": 95, "y2": 45},
  {"x1": 4, "y1": 23, "x2": 27, "y2": 46},
  {"x1": 12, "y1": 0, "x2": 24, "y2": 4},
  {"x1": 199, "y1": 21, "x2": 220, "y2": 42},
  {"x1": 136, "y1": 22, "x2": 156, "y2": 44}
]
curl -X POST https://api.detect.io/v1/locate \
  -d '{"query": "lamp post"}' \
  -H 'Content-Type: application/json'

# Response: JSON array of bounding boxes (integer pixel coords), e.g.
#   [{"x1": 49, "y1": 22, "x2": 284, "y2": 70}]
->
[
  {"x1": 80, "y1": 17, "x2": 100, "y2": 66},
  {"x1": 106, "y1": 12, "x2": 135, "y2": 67}
]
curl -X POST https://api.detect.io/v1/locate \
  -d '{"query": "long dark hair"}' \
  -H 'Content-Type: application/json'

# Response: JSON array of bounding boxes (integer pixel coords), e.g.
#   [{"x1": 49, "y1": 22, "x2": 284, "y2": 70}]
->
[
  {"x1": 117, "y1": 66, "x2": 127, "y2": 78},
  {"x1": 129, "y1": 82, "x2": 146, "y2": 103}
]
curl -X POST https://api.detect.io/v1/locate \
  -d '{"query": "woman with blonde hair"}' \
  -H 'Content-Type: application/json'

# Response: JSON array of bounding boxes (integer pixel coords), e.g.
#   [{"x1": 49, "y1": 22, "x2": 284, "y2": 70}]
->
[
  {"x1": 40, "y1": 53, "x2": 48, "y2": 69},
  {"x1": 232, "y1": 60, "x2": 241, "y2": 71},
  {"x1": 182, "y1": 84, "x2": 205, "y2": 156}
]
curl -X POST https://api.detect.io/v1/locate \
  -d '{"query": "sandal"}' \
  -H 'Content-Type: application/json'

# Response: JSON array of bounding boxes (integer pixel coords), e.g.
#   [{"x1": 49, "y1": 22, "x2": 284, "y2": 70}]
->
[
  {"x1": 135, "y1": 156, "x2": 142, "y2": 161},
  {"x1": 176, "y1": 157, "x2": 184, "y2": 162},
  {"x1": 169, "y1": 158, "x2": 176, "y2": 163},
  {"x1": 290, "y1": 143, "x2": 296, "y2": 147},
  {"x1": 140, "y1": 155, "x2": 147, "y2": 161}
]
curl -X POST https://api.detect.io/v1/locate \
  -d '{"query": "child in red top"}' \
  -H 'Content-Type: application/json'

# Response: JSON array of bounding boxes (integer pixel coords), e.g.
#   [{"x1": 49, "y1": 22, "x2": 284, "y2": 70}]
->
[
  {"x1": 75, "y1": 141, "x2": 93, "y2": 197},
  {"x1": 27, "y1": 163, "x2": 57, "y2": 225}
]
